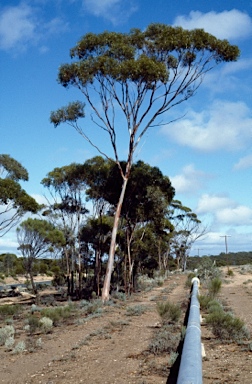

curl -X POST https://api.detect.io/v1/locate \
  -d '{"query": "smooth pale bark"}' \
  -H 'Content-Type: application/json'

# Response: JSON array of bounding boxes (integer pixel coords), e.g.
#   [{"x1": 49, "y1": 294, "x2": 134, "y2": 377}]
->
[{"x1": 102, "y1": 176, "x2": 128, "y2": 301}]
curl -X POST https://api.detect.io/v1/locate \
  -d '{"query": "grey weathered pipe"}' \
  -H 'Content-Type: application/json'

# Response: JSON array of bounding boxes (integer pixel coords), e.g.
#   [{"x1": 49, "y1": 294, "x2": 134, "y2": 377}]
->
[{"x1": 177, "y1": 277, "x2": 202, "y2": 384}]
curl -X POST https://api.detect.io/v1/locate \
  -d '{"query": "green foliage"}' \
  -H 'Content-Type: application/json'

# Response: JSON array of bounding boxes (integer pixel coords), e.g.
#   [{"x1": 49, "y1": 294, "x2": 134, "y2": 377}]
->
[
  {"x1": 198, "y1": 295, "x2": 214, "y2": 311},
  {"x1": 200, "y1": 291, "x2": 250, "y2": 343},
  {"x1": 206, "y1": 311, "x2": 249, "y2": 342},
  {"x1": 50, "y1": 101, "x2": 85, "y2": 127},
  {"x1": 0, "y1": 154, "x2": 40, "y2": 237},
  {"x1": 80, "y1": 300, "x2": 103, "y2": 316},
  {"x1": 125, "y1": 304, "x2": 147, "y2": 316},
  {"x1": 157, "y1": 301, "x2": 181, "y2": 324},
  {"x1": 195, "y1": 257, "x2": 222, "y2": 281},
  {"x1": 0, "y1": 154, "x2": 28, "y2": 181},
  {"x1": 39, "y1": 261, "x2": 49, "y2": 274},
  {"x1": 27, "y1": 315, "x2": 40, "y2": 334},
  {"x1": 0, "y1": 325, "x2": 15, "y2": 346},
  {"x1": 39, "y1": 316, "x2": 53, "y2": 333},
  {"x1": 208, "y1": 277, "x2": 222, "y2": 298},
  {"x1": 148, "y1": 325, "x2": 180, "y2": 355},
  {"x1": 12, "y1": 340, "x2": 26, "y2": 354},
  {"x1": 227, "y1": 268, "x2": 234, "y2": 276},
  {"x1": 57, "y1": 24, "x2": 239, "y2": 92},
  {"x1": 40, "y1": 305, "x2": 73, "y2": 325},
  {"x1": 0, "y1": 304, "x2": 21, "y2": 319},
  {"x1": 137, "y1": 275, "x2": 164, "y2": 291},
  {"x1": 4, "y1": 336, "x2": 15, "y2": 351},
  {"x1": 17, "y1": 218, "x2": 65, "y2": 289}
]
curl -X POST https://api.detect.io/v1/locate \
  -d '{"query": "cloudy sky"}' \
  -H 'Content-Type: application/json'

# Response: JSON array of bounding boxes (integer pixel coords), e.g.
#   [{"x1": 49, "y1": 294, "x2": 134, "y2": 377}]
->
[{"x1": 1, "y1": 0, "x2": 252, "y2": 257}]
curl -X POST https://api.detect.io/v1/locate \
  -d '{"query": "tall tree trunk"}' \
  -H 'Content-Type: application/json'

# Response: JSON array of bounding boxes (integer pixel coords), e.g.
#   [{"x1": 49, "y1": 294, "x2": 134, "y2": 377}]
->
[
  {"x1": 158, "y1": 237, "x2": 162, "y2": 271},
  {"x1": 94, "y1": 249, "x2": 101, "y2": 296},
  {"x1": 102, "y1": 177, "x2": 128, "y2": 301},
  {"x1": 126, "y1": 228, "x2": 134, "y2": 294}
]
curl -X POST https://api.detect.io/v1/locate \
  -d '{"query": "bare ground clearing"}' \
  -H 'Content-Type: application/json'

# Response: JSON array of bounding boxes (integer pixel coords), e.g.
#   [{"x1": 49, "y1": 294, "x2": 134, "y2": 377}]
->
[{"x1": 0, "y1": 267, "x2": 251, "y2": 384}]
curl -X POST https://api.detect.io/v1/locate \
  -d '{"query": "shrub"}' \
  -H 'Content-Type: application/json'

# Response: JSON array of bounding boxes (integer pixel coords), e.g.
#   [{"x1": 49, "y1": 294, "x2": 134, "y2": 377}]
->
[
  {"x1": 169, "y1": 351, "x2": 179, "y2": 366},
  {"x1": 148, "y1": 325, "x2": 180, "y2": 355},
  {"x1": 126, "y1": 305, "x2": 147, "y2": 316},
  {"x1": 206, "y1": 310, "x2": 249, "y2": 342},
  {"x1": 198, "y1": 295, "x2": 212, "y2": 310},
  {"x1": 39, "y1": 317, "x2": 53, "y2": 333},
  {"x1": 0, "y1": 304, "x2": 21, "y2": 319},
  {"x1": 0, "y1": 325, "x2": 15, "y2": 346},
  {"x1": 207, "y1": 300, "x2": 223, "y2": 314},
  {"x1": 27, "y1": 316, "x2": 40, "y2": 334},
  {"x1": 137, "y1": 275, "x2": 162, "y2": 290},
  {"x1": 111, "y1": 291, "x2": 126, "y2": 301},
  {"x1": 227, "y1": 268, "x2": 234, "y2": 277},
  {"x1": 208, "y1": 277, "x2": 222, "y2": 298},
  {"x1": 41, "y1": 305, "x2": 72, "y2": 325},
  {"x1": 157, "y1": 301, "x2": 181, "y2": 324},
  {"x1": 80, "y1": 300, "x2": 103, "y2": 316},
  {"x1": 5, "y1": 336, "x2": 15, "y2": 351},
  {"x1": 12, "y1": 341, "x2": 26, "y2": 354}
]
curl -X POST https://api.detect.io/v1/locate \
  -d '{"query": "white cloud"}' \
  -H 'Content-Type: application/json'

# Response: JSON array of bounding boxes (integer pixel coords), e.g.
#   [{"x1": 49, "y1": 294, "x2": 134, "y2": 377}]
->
[
  {"x1": 196, "y1": 193, "x2": 252, "y2": 226},
  {"x1": 0, "y1": 3, "x2": 36, "y2": 50},
  {"x1": 233, "y1": 154, "x2": 252, "y2": 170},
  {"x1": 196, "y1": 194, "x2": 232, "y2": 214},
  {"x1": 0, "y1": 3, "x2": 68, "y2": 52},
  {"x1": 173, "y1": 9, "x2": 252, "y2": 40},
  {"x1": 82, "y1": 0, "x2": 138, "y2": 24},
  {"x1": 216, "y1": 205, "x2": 252, "y2": 226},
  {"x1": 161, "y1": 100, "x2": 252, "y2": 152},
  {"x1": 171, "y1": 164, "x2": 211, "y2": 194}
]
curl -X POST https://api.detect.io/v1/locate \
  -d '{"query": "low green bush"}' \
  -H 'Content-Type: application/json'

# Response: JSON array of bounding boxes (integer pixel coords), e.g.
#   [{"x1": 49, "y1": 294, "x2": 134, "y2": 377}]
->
[
  {"x1": 148, "y1": 325, "x2": 180, "y2": 355},
  {"x1": 198, "y1": 295, "x2": 212, "y2": 310},
  {"x1": 40, "y1": 305, "x2": 72, "y2": 325},
  {"x1": 27, "y1": 315, "x2": 40, "y2": 334},
  {"x1": 0, "y1": 325, "x2": 15, "y2": 346},
  {"x1": 0, "y1": 304, "x2": 21, "y2": 319},
  {"x1": 157, "y1": 301, "x2": 181, "y2": 324},
  {"x1": 39, "y1": 316, "x2": 53, "y2": 333},
  {"x1": 206, "y1": 310, "x2": 249, "y2": 342},
  {"x1": 226, "y1": 268, "x2": 234, "y2": 276},
  {"x1": 125, "y1": 304, "x2": 147, "y2": 316},
  {"x1": 207, "y1": 300, "x2": 223, "y2": 314},
  {"x1": 208, "y1": 277, "x2": 222, "y2": 298},
  {"x1": 80, "y1": 300, "x2": 103, "y2": 316}
]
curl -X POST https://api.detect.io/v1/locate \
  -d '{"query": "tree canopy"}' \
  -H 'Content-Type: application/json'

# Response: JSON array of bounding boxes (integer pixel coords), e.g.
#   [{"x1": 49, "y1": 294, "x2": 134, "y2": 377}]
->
[{"x1": 0, "y1": 154, "x2": 40, "y2": 237}]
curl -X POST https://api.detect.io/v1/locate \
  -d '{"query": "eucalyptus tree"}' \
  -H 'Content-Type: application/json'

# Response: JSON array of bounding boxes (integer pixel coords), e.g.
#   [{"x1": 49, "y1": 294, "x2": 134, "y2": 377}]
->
[
  {"x1": 169, "y1": 200, "x2": 206, "y2": 270},
  {"x1": 50, "y1": 24, "x2": 239, "y2": 300},
  {"x1": 84, "y1": 157, "x2": 175, "y2": 289},
  {"x1": 0, "y1": 154, "x2": 39, "y2": 237},
  {"x1": 41, "y1": 163, "x2": 89, "y2": 292},
  {"x1": 80, "y1": 215, "x2": 112, "y2": 295},
  {"x1": 17, "y1": 218, "x2": 65, "y2": 296}
]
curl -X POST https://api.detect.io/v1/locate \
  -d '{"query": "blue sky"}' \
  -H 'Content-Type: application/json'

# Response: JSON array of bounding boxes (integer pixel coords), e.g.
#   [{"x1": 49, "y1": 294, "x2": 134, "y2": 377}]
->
[{"x1": 1, "y1": 0, "x2": 252, "y2": 257}]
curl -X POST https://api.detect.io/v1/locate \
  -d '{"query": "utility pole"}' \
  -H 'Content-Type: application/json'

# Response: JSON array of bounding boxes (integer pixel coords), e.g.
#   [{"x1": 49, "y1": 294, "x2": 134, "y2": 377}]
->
[{"x1": 220, "y1": 235, "x2": 231, "y2": 271}]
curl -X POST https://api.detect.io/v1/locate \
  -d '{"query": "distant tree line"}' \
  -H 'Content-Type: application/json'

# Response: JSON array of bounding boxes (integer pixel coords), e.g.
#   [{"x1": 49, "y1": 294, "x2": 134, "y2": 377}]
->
[{"x1": 187, "y1": 251, "x2": 252, "y2": 270}]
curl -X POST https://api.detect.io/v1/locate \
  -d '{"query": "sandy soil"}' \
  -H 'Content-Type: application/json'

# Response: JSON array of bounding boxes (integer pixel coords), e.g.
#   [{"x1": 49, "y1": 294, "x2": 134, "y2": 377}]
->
[{"x1": 0, "y1": 267, "x2": 251, "y2": 384}]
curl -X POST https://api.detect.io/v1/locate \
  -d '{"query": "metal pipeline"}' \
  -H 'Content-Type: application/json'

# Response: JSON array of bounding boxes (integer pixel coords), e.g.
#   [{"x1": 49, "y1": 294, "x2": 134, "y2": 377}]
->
[{"x1": 177, "y1": 277, "x2": 202, "y2": 384}]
